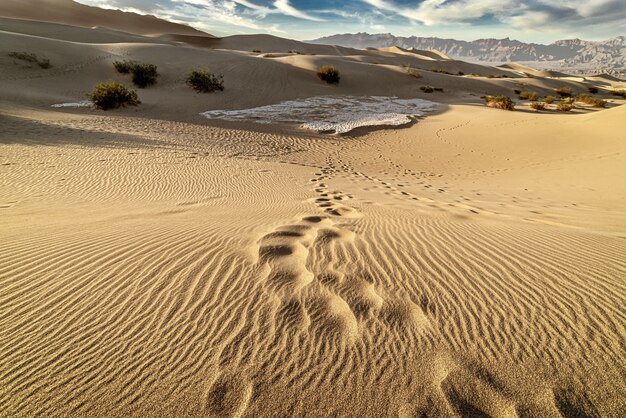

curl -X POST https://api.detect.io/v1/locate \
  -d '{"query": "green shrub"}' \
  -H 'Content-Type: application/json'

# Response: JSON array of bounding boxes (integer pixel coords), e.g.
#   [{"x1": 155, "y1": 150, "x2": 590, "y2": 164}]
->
[
  {"x1": 87, "y1": 81, "x2": 140, "y2": 110},
  {"x1": 530, "y1": 102, "x2": 545, "y2": 111},
  {"x1": 611, "y1": 89, "x2": 626, "y2": 98},
  {"x1": 186, "y1": 69, "x2": 224, "y2": 93},
  {"x1": 113, "y1": 60, "x2": 135, "y2": 74},
  {"x1": 587, "y1": 86, "x2": 599, "y2": 94},
  {"x1": 485, "y1": 95, "x2": 515, "y2": 111},
  {"x1": 317, "y1": 66, "x2": 340, "y2": 84},
  {"x1": 544, "y1": 96, "x2": 555, "y2": 104},
  {"x1": 519, "y1": 91, "x2": 539, "y2": 101},
  {"x1": 557, "y1": 102, "x2": 573, "y2": 112},
  {"x1": 575, "y1": 94, "x2": 607, "y2": 107},
  {"x1": 131, "y1": 63, "x2": 158, "y2": 88},
  {"x1": 555, "y1": 87, "x2": 573, "y2": 97},
  {"x1": 420, "y1": 85, "x2": 434, "y2": 93},
  {"x1": 8, "y1": 51, "x2": 51, "y2": 69}
]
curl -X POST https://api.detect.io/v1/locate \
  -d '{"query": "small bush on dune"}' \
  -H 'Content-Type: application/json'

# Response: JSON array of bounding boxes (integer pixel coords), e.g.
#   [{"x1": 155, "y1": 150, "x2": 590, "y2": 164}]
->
[
  {"x1": 458, "y1": 71, "x2": 465, "y2": 76},
  {"x1": 575, "y1": 94, "x2": 607, "y2": 108},
  {"x1": 87, "y1": 81, "x2": 140, "y2": 110},
  {"x1": 317, "y1": 66, "x2": 340, "y2": 84},
  {"x1": 611, "y1": 89, "x2": 626, "y2": 98},
  {"x1": 131, "y1": 63, "x2": 158, "y2": 88},
  {"x1": 554, "y1": 87, "x2": 573, "y2": 97},
  {"x1": 587, "y1": 86, "x2": 599, "y2": 94},
  {"x1": 544, "y1": 96, "x2": 555, "y2": 104},
  {"x1": 519, "y1": 91, "x2": 539, "y2": 101},
  {"x1": 420, "y1": 85, "x2": 434, "y2": 93},
  {"x1": 406, "y1": 67, "x2": 422, "y2": 78},
  {"x1": 561, "y1": 97, "x2": 575, "y2": 104},
  {"x1": 252, "y1": 49, "x2": 261, "y2": 53},
  {"x1": 485, "y1": 95, "x2": 515, "y2": 111},
  {"x1": 513, "y1": 89, "x2": 521, "y2": 94},
  {"x1": 557, "y1": 102, "x2": 574, "y2": 112},
  {"x1": 113, "y1": 60, "x2": 135, "y2": 74},
  {"x1": 530, "y1": 102, "x2": 545, "y2": 111},
  {"x1": 186, "y1": 69, "x2": 224, "y2": 93},
  {"x1": 9, "y1": 51, "x2": 51, "y2": 69}
]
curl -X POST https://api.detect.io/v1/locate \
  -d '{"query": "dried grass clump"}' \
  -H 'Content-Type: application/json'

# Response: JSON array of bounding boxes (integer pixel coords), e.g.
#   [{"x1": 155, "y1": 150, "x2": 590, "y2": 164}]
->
[
  {"x1": 485, "y1": 95, "x2": 515, "y2": 111},
  {"x1": 530, "y1": 102, "x2": 545, "y2": 111},
  {"x1": 519, "y1": 91, "x2": 539, "y2": 101},
  {"x1": 420, "y1": 85, "x2": 434, "y2": 93},
  {"x1": 405, "y1": 67, "x2": 422, "y2": 78},
  {"x1": 186, "y1": 70, "x2": 224, "y2": 93},
  {"x1": 574, "y1": 94, "x2": 607, "y2": 107},
  {"x1": 557, "y1": 102, "x2": 574, "y2": 112},
  {"x1": 555, "y1": 87, "x2": 573, "y2": 97},
  {"x1": 611, "y1": 89, "x2": 626, "y2": 98},
  {"x1": 544, "y1": 96, "x2": 555, "y2": 104},
  {"x1": 9, "y1": 51, "x2": 51, "y2": 69}
]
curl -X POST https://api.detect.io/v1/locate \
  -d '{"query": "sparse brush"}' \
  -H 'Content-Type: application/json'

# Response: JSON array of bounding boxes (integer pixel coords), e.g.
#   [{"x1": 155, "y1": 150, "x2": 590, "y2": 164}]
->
[
  {"x1": 406, "y1": 67, "x2": 422, "y2": 78},
  {"x1": 561, "y1": 97, "x2": 575, "y2": 104},
  {"x1": 252, "y1": 49, "x2": 261, "y2": 53},
  {"x1": 186, "y1": 69, "x2": 224, "y2": 93},
  {"x1": 530, "y1": 102, "x2": 545, "y2": 111},
  {"x1": 575, "y1": 94, "x2": 607, "y2": 107},
  {"x1": 544, "y1": 96, "x2": 555, "y2": 104},
  {"x1": 457, "y1": 71, "x2": 465, "y2": 76},
  {"x1": 513, "y1": 89, "x2": 521, "y2": 94},
  {"x1": 587, "y1": 86, "x2": 599, "y2": 94},
  {"x1": 420, "y1": 85, "x2": 434, "y2": 93},
  {"x1": 263, "y1": 53, "x2": 278, "y2": 58},
  {"x1": 317, "y1": 65, "x2": 340, "y2": 84},
  {"x1": 554, "y1": 87, "x2": 573, "y2": 97},
  {"x1": 9, "y1": 51, "x2": 51, "y2": 69},
  {"x1": 433, "y1": 87, "x2": 444, "y2": 92},
  {"x1": 557, "y1": 102, "x2": 574, "y2": 112},
  {"x1": 113, "y1": 60, "x2": 135, "y2": 74},
  {"x1": 485, "y1": 95, "x2": 515, "y2": 111},
  {"x1": 130, "y1": 63, "x2": 158, "y2": 88},
  {"x1": 87, "y1": 81, "x2": 140, "y2": 110},
  {"x1": 519, "y1": 91, "x2": 539, "y2": 101},
  {"x1": 611, "y1": 89, "x2": 626, "y2": 98}
]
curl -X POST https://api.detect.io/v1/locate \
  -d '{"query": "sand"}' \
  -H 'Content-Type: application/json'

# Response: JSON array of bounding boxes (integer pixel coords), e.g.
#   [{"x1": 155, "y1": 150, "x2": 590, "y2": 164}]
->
[{"x1": 1, "y1": 10, "x2": 626, "y2": 418}]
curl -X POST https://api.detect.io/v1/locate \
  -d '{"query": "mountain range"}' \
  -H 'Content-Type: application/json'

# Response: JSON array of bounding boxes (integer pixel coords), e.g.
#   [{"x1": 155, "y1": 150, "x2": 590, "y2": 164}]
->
[{"x1": 310, "y1": 33, "x2": 626, "y2": 77}]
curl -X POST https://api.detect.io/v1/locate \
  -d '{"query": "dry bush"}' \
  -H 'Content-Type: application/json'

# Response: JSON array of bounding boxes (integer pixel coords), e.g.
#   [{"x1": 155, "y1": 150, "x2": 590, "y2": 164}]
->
[
  {"x1": 513, "y1": 89, "x2": 522, "y2": 94},
  {"x1": 87, "y1": 81, "x2": 140, "y2": 110},
  {"x1": 530, "y1": 102, "x2": 545, "y2": 111},
  {"x1": 9, "y1": 51, "x2": 51, "y2": 69},
  {"x1": 186, "y1": 70, "x2": 224, "y2": 93},
  {"x1": 113, "y1": 60, "x2": 135, "y2": 74},
  {"x1": 611, "y1": 89, "x2": 626, "y2": 98},
  {"x1": 317, "y1": 66, "x2": 340, "y2": 84},
  {"x1": 575, "y1": 94, "x2": 607, "y2": 107},
  {"x1": 555, "y1": 87, "x2": 573, "y2": 97},
  {"x1": 405, "y1": 67, "x2": 422, "y2": 78},
  {"x1": 519, "y1": 91, "x2": 539, "y2": 101},
  {"x1": 485, "y1": 95, "x2": 515, "y2": 110},
  {"x1": 420, "y1": 85, "x2": 434, "y2": 93},
  {"x1": 544, "y1": 96, "x2": 555, "y2": 104},
  {"x1": 587, "y1": 86, "x2": 599, "y2": 94},
  {"x1": 113, "y1": 60, "x2": 158, "y2": 88},
  {"x1": 557, "y1": 102, "x2": 574, "y2": 112}
]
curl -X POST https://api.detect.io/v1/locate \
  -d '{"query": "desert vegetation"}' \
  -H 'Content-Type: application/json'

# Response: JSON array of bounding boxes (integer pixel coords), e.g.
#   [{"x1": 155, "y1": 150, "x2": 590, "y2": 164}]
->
[
  {"x1": 575, "y1": 94, "x2": 607, "y2": 108},
  {"x1": 611, "y1": 89, "x2": 626, "y2": 98},
  {"x1": 485, "y1": 95, "x2": 515, "y2": 111},
  {"x1": 420, "y1": 86, "x2": 434, "y2": 93},
  {"x1": 544, "y1": 96, "x2": 555, "y2": 104},
  {"x1": 530, "y1": 102, "x2": 545, "y2": 111},
  {"x1": 519, "y1": 91, "x2": 539, "y2": 101},
  {"x1": 8, "y1": 51, "x2": 51, "y2": 69},
  {"x1": 186, "y1": 70, "x2": 224, "y2": 93},
  {"x1": 587, "y1": 86, "x2": 599, "y2": 94},
  {"x1": 87, "y1": 81, "x2": 140, "y2": 110},
  {"x1": 317, "y1": 66, "x2": 340, "y2": 84},
  {"x1": 113, "y1": 60, "x2": 158, "y2": 88},
  {"x1": 554, "y1": 87, "x2": 573, "y2": 97},
  {"x1": 405, "y1": 67, "x2": 422, "y2": 78},
  {"x1": 557, "y1": 102, "x2": 574, "y2": 112}
]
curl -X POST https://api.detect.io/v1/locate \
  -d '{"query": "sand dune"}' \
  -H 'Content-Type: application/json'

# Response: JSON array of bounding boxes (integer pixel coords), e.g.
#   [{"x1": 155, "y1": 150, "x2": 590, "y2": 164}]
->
[{"x1": 1, "y1": 16, "x2": 625, "y2": 418}]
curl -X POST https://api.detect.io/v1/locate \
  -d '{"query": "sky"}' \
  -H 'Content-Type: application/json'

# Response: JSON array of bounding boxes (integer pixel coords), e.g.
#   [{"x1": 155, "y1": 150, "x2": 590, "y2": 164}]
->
[{"x1": 75, "y1": 0, "x2": 626, "y2": 43}]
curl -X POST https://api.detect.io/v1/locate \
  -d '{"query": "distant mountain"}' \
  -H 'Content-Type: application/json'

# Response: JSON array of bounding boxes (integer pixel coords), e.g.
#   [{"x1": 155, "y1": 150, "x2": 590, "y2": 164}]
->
[{"x1": 309, "y1": 33, "x2": 626, "y2": 76}]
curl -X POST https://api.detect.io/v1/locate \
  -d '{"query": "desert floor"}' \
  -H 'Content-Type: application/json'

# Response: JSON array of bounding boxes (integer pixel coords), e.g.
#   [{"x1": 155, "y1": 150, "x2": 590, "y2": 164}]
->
[{"x1": 1, "y1": 16, "x2": 626, "y2": 418}]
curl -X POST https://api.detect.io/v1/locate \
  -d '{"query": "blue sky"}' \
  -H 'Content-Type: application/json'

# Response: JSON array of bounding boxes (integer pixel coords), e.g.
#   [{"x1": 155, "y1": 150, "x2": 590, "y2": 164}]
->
[{"x1": 76, "y1": 0, "x2": 626, "y2": 42}]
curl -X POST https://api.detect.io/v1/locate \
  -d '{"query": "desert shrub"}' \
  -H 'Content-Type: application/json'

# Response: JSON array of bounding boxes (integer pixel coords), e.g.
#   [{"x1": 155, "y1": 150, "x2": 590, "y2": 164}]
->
[
  {"x1": 317, "y1": 66, "x2": 340, "y2": 84},
  {"x1": 252, "y1": 49, "x2": 261, "y2": 53},
  {"x1": 186, "y1": 70, "x2": 224, "y2": 93},
  {"x1": 587, "y1": 86, "x2": 599, "y2": 94},
  {"x1": 131, "y1": 63, "x2": 158, "y2": 88},
  {"x1": 555, "y1": 87, "x2": 573, "y2": 97},
  {"x1": 458, "y1": 71, "x2": 465, "y2": 76},
  {"x1": 575, "y1": 94, "x2": 607, "y2": 107},
  {"x1": 113, "y1": 60, "x2": 135, "y2": 74},
  {"x1": 530, "y1": 102, "x2": 545, "y2": 111},
  {"x1": 430, "y1": 68, "x2": 452, "y2": 75},
  {"x1": 485, "y1": 95, "x2": 515, "y2": 111},
  {"x1": 513, "y1": 89, "x2": 521, "y2": 94},
  {"x1": 434, "y1": 87, "x2": 444, "y2": 92},
  {"x1": 420, "y1": 85, "x2": 434, "y2": 93},
  {"x1": 406, "y1": 67, "x2": 422, "y2": 78},
  {"x1": 519, "y1": 91, "x2": 539, "y2": 101},
  {"x1": 561, "y1": 97, "x2": 575, "y2": 104},
  {"x1": 263, "y1": 53, "x2": 278, "y2": 58},
  {"x1": 544, "y1": 96, "x2": 555, "y2": 104},
  {"x1": 557, "y1": 102, "x2": 573, "y2": 112},
  {"x1": 87, "y1": 81, "x2": 140, "y2": 110},
  {"x1": 8, "y1": 51, "x2": 51, "y2": 69},
  {"x1": 611, "y1": 89, "x2": 626, "y2": 97}
]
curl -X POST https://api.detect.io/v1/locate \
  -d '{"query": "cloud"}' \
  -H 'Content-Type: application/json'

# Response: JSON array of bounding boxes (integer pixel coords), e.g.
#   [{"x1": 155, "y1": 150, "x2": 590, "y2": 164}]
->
[{"x1": 273, "y1": 0, "x2": 324, "y2": 21}]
